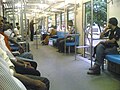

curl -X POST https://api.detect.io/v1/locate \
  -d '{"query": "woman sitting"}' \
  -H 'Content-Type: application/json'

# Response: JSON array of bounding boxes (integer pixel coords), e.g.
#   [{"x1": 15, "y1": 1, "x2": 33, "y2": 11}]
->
[{"x1": 42, "y1": 25, "x2": 57, "y2": 45}]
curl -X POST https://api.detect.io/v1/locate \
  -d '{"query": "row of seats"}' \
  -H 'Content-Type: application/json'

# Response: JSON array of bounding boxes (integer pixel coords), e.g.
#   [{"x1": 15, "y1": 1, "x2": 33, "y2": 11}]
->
[
  {"x1": 48, "y1": 31, "x2": 120, "y2": 75},
  {"x1": 49, "y1": 31, "x2": 80, "y2": 53},
  {"x1": 0, "y1": 33, "x2": 49, "y2": 90},
  {"x1": 49, "y1": 31, "x2": 68, "y2": 46}
]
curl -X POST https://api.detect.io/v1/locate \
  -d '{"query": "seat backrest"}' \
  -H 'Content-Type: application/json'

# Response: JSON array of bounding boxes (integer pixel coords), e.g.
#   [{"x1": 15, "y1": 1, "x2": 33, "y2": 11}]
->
[{"x1": 57, "y1": 31, "x2": 68, "y2": 38}]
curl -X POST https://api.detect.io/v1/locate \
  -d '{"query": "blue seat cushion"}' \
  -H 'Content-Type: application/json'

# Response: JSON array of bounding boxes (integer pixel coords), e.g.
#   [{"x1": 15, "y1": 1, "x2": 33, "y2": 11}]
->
[
  {"x1": 11, "y1": 46, "x2": 19, "y2": 51},
  {"x1": 65, "y1": 42, "x2": 76, "y2": 46},
  {"x1": 105, "y1": 55, "x2": 120, "y2": 64}
]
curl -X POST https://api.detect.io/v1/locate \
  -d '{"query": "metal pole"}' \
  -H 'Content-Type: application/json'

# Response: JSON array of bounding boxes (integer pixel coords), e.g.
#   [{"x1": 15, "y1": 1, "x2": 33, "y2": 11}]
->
[
  {"x1": 23, "y1": 0, "x2": 29, "y2": 51},
  {"x1": 20, "y1": 0, "x2": 24, "y2": 39},
  {"x1": 74, "y1": 0, "x2": 77, "y2": 60},
  {"x1": 23, "y1": 0, "x2": 27, "y2": 37},
  {"x1": 12, "y1": 0, "x2": 15, "y2": 29},
  {"x1": 90, "y1": 0, "x2": 93, "y2": 67},
  {"x1": 64, "y1": 3, "x2": 67, "y2": 54},
  {"x1": 35, "y1": 13, "x2": 39, "y2": 49}
]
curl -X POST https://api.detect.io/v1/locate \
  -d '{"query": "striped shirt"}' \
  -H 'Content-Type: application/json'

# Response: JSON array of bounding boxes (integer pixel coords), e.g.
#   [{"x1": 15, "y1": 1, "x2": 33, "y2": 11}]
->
[
  {"x1": 0, "y1": 34, "x2": 27, "y2": 89},
  {"x1": 0, "y1": 60, "x2": 27, "y2": 90}
]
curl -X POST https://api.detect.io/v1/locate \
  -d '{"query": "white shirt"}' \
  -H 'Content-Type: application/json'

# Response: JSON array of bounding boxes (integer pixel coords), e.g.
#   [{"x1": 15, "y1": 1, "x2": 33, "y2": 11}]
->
[
  {"x1": 0, "y1": 48, "x2": 14, "y2": 70},
  {"x1": 4, "y1": 29, "x2": 14, "y2": 38},
  {"x1": 0, "y1": 34, "x2": 27, "y2": 90},
  {"x1": 0, "y1": 60, "x2": 27, "y2": 90},
  {"x1": 14, "y1": 28, "x2": 20, "y2": 35},
  {"x1": 0, "y1": 34, "x2": 16, "y2": 60}
]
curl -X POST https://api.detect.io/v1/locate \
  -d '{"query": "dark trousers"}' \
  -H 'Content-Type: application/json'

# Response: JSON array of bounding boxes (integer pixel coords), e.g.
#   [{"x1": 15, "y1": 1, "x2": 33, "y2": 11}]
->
[
  {"x1": 58, "y1": 39, "x2": 74, "y2": 52},
  {"x1": 15, "y1": 66, "x2": 41, "y2": 76},
  {"x1": 25, "y1": 75, "x2": 50, "y2": 90},
  {"x1": 30, "y1": 30, "x2": 34, "y2": 41},
  {"x1": 56, "y1": 38, "x2": 64, "y2": 47},
  {"x1": 41, "y1": 34, "x2": 48, "y2": 40}
]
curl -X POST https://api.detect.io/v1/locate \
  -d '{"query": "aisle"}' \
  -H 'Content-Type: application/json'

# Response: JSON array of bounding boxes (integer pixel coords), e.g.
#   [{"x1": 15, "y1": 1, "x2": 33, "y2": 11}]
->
[{"x1": 30, "y1": 43, "x2": 120, "y2": 90}]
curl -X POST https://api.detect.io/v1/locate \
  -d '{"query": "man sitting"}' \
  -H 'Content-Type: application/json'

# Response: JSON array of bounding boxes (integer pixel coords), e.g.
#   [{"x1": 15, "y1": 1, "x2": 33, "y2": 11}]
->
[{"x1": 87, "y1": 17, "x2": 120, "y2": 75}]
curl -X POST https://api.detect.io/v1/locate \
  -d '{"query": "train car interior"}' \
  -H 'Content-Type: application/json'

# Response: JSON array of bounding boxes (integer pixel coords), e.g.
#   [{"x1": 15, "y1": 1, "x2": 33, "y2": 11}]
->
[{"x1": 0, "y1": 0, "x2": 120, "y2": 90}]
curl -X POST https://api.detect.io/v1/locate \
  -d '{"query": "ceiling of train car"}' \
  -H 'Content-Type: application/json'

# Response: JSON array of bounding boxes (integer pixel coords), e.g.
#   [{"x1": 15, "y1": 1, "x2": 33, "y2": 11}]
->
[{"x1": 2, "y1": 0, "x2": 77, "y2": 17}]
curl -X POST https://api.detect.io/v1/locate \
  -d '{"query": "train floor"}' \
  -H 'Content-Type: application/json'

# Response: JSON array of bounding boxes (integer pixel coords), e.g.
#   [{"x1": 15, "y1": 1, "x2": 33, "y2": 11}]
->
[{"x1": 30, "y1": 42, "x2": 120, "y2": 90}]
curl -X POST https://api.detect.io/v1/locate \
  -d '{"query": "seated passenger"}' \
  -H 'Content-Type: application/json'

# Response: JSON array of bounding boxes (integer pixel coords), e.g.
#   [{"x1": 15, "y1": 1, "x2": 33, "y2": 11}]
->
[
  {"x1": 0, "y1": 33, "x2": 40, "y2": 76},
  {"x1": 41, "y1": 25, "x2": 57, "y2": 45},
  {"x1": 0, "y1": 43, "x2": 49, "y2": 90},
  {"x1": 0, "y1": 17, "x2": 50, "y2": 89},
  {"x1": 87, "y1": 17, "x2": 120, "y2": 75},
  {"x1": 57, "y1": 20, "x2": 75, "y2": 52},
  {"x1": 1, "y1": 30, "x2": 33, "y2": 59},
  {"x1": 0, "y1": 36, "x2": 49, "y2": 90}
]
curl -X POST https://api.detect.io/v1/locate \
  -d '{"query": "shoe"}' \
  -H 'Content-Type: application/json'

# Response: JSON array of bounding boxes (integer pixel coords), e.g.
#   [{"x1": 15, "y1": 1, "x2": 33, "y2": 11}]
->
[
  {"x1": 92, "y1": 54, "x2": 95, "y2": 58},
  {"x1": 41, "y1": 42, "x2": 45, "y2": 45},
  {"x1": 87, "y1": 65, "x2": 101, "y2": 75},
  {"x1": 56, "y1": 50, "x2": 60, "y2": 52},
  {"x1": 87, "y1": 69, "x2": 101, "y2": 75},
  {"x1": 89, "y1": 64, "x2": 99, "y2": 70}
]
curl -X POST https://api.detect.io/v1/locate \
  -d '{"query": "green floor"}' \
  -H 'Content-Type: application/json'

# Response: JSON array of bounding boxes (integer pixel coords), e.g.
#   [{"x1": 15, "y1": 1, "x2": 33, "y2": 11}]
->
[{"x1": 30, "y1": 43, "x2": 120, "y2": 90}]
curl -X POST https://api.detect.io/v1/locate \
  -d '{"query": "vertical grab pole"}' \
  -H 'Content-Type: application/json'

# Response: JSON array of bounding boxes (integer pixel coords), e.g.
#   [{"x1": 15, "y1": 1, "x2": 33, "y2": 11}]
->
[
  {"x1": 74, "y1": 0, "x2": 77, "y2": 60},
  {"x1": 12, "y1": 0, "x2": 15, "y2": 29},
  {"x1": 23, "y1": 0, "x2": 29, "y2": 51},
  {"x1": 64, "y1": 3, "x2": 67, "y2": 54},
  {"x1": 20, "y1": 0, "x2": 24, "y2": 39},
  {"x1": 90, "y1": 0, "x2": 93, "y2": 67}
]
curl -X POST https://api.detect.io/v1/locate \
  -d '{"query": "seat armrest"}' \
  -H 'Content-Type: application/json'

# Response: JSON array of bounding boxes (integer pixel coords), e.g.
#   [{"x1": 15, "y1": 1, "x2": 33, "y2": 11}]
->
[{"x1": 12, "y1": 51, "x2": 20, "y2": 56}]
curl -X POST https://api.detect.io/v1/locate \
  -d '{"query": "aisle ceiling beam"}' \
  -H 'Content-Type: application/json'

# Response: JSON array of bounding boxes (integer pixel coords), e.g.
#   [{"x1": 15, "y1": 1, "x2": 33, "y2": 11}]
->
[{"x1": 2, "y1": 0, "x2": 78, "y2": 17}]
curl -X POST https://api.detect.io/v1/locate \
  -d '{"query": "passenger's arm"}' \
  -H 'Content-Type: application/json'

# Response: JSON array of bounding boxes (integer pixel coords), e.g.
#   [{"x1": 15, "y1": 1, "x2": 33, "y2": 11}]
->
[
  {"x1": 11, "y1": 59, "x2": 25, "y2": 67},
  {"x1": 9, "y1": 38, "x2": 24, "y2": 53},
  {"x1": 16, "y1": 56, "x2": 37, "y2": 69},
  {"x1": 105, "y1": 38, "x2": 116, "y2": 44},
  {"x1": 11, "y1": 59, "x2": 34, "y2": 69},
  {"x1": 16, "y1": 59, "x2": 32, "y2": 67},
  {"x1": 100, "y1": 27, "x2": 110, "y2": 39}
]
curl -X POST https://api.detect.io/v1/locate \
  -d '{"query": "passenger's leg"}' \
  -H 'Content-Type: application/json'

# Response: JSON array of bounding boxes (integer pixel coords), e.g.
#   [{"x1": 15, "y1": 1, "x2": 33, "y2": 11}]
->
[
  {"x1": 43, "y1": 36, "x2": 50, "y2": 45},
  {"x1": 87, "y1": 44, "x2": 105, "y2": 75},
  {"x1": 30, "y1": 30, "x2": 34, "y2": 41},
  {"x1": 14, "y1": 66, "x2": 41, "y2": 76},
  {"x1": 25, "y1": 75, "x2": 50, "y2": 90},
  {"x1": 92, "y1": 41, "x2": 105, "y2": 58},
  {"x1": 14, "y1": 73, "x2": 47, "y2": 90},
  {"x1": 56, "y1": 38, "x2": 64, "y2": 48},
  {"x1": 95, "y1": 45, "x2": 118, "y2": 66},
  {"x1": 88, "y1": 44, "x2": 119, "y2": 75},
  {"x1": 16, "y1": 56, "x2": 37, "y2": 69},
  {"x1": 18, "y1": 52, "x2": 33, "y2": 60},
  {"x1": 58, "y1": 40, "x2": 64, "y2": 52}
]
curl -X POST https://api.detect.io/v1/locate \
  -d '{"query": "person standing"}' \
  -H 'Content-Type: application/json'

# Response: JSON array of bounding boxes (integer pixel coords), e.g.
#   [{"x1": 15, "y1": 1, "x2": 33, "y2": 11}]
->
[{"x1": 30, "y1": 20, "x2": 38, "y2": 41}]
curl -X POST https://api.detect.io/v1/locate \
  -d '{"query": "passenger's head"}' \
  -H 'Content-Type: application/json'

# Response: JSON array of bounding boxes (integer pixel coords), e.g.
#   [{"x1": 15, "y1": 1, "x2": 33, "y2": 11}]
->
[
  {"x1": 53, "y1": 25, "x2": 57, "y2": 29},
  {"x1": 51, "y1": 25, "x2": 54, "y2": 28},
  {"x1": 31, "y1": 20, "x2": 34, "y2": 23},
  {"x1": 108, "y1": 17, "x2": 118, "y2": 29},
  {"x1": 68, "y1": 20, "x2": 73, "y2": 26},
  {"x1": 16, "y1": 23, "x2": 19, "y2": 26}
]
